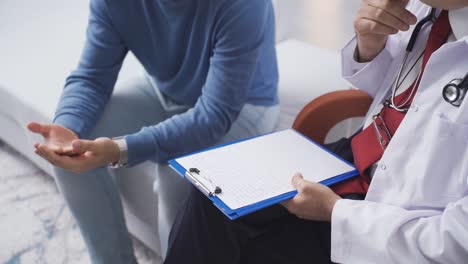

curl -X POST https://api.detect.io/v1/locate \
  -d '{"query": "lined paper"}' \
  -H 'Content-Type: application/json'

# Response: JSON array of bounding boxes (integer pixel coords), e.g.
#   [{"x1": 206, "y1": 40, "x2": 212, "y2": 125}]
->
[{"x1": 176, "y1": 129, "x2": 355, "y2": 210}]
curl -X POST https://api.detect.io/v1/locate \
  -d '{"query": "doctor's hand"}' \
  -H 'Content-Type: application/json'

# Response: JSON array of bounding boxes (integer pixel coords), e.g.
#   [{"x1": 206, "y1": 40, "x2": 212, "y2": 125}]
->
[
  {"x1": 33, "y1": 137, "x2": 120, "y2": 173},
  {"x1": 282, "y1": 173, "x2": 341, "y2": 222},
  {"x1": 354, "y1": 0, "x2": 417, "y2": 62}
]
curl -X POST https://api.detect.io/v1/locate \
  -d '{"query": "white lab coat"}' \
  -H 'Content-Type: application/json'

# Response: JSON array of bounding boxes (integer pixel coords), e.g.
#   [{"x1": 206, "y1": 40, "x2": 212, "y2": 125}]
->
[{"x1": 331, "y1": 2, "x2": 468, "y2": 264}]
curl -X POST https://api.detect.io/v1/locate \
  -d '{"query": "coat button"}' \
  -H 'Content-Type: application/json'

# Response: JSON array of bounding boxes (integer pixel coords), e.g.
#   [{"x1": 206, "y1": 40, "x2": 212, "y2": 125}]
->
[
  {"x1": 412, "y1": 105, "x2": 419, "y2": 112},
  {"x1": 380, "y1": 164, "x2": 387, "y2": 170}
]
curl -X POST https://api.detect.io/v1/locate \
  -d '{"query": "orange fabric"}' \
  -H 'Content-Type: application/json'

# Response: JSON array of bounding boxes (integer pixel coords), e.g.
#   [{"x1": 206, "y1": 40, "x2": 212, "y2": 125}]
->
[
  {"x1": 293, "y1": 89, "x2": 372, "y2": 195},
  {"x1": 292, "y1": 90, "x2": 372, "y2": 144}
]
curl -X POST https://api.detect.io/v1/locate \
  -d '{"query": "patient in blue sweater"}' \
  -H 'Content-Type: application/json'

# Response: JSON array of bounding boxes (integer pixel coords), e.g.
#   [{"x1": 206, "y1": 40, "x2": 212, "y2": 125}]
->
[{"x1": 27, "y1": 0, "x2": 279, "y2": 262}]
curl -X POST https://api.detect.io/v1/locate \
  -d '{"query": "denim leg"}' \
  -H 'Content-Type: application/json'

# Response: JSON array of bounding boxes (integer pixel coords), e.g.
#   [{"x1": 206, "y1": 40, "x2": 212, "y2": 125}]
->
[
  {"x1": 53, "y1": 76, "x2": 169, "y2": 264},
  {"x1": 54, "y1": 167, "x2": 138, "y2": 264}
]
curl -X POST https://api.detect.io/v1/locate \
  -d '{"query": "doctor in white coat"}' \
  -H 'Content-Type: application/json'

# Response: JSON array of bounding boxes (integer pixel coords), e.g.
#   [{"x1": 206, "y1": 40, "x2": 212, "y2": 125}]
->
[
  {"x1": 282, "y1": 0, "x2": 468, "y2": 263},
  {"x1": 163, "y1": 0, "x2": 468, "y2": 263}
]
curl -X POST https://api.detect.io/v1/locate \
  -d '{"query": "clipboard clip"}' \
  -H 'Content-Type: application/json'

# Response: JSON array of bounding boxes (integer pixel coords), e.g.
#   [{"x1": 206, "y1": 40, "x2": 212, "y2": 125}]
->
[{"x1": 186, "y1": 168, "x2": 222, "y2": 197}]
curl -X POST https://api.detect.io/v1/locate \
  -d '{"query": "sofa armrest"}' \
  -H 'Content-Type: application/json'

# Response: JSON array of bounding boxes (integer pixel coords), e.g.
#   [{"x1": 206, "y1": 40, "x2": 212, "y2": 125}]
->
[{"x1": 292, "y1": 89, "x2": 373, "y2": 144}]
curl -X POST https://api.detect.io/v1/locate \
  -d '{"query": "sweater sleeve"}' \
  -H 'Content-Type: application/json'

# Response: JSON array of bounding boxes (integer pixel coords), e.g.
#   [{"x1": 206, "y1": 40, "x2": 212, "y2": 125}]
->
[
  {"x1": 124, "y1": 1, "x2": 273, "y2": 166},
  {"x1": 53, "y1": 0, "x2": 128, "y2": 138}
]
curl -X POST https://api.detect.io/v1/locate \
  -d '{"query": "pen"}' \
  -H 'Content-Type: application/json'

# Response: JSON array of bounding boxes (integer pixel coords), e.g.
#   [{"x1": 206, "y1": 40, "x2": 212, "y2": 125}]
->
[{"x1": 188, "y1": 168, "x2": 222, "y2": 196}]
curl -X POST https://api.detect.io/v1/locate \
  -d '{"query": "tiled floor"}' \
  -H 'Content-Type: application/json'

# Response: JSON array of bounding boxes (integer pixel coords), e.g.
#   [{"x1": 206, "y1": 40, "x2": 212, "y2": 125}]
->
[{"x1": 0, "y1": 141, "x2": 158, "y2": 264}]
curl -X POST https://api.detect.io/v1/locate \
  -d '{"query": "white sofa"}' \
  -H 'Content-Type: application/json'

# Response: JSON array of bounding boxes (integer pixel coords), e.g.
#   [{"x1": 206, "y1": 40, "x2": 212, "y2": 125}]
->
[{"x1": 0, "y1": 0, "x2": 350, "y2": 259}]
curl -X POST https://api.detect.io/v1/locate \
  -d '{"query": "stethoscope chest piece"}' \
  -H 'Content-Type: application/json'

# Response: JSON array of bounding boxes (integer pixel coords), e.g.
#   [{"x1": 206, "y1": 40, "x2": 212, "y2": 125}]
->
[{"x1": 443, "y1": 74, "x2": 468, "y2": 107}]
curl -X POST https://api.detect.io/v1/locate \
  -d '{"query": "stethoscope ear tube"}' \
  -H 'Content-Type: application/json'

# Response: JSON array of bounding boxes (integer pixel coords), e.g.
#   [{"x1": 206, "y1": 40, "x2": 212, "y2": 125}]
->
[
  {"x1": 390, "y1": 7, "x2": 437, "y2": 112},
  {"x1": 406, "y1": 8, "x2": 437, "y2": 52}
]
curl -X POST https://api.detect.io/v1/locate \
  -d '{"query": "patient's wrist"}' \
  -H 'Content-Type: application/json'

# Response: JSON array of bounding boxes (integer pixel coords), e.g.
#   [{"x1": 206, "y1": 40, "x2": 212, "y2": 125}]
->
[{"x1": 109, "y1": 137, "x2": 128, "y2": 168}]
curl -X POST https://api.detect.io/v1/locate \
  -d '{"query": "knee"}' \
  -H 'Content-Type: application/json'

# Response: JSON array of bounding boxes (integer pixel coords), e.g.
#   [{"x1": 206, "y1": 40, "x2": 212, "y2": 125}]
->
[
  {"x1": 185, "y1": 186, "x2": 208, "y2": 207},
  {"x1": 52, "y1": 165, "x2": 95, "y2": 179},
  {"x1": 52, "y1": 166, "x2": 107, "y2": 195},
  {"x1": 182, "y1": 186, "x2": 218, "y2": 216},
  {"x1": 53, "y1": 166, "x2": 77, "y2": 179}
]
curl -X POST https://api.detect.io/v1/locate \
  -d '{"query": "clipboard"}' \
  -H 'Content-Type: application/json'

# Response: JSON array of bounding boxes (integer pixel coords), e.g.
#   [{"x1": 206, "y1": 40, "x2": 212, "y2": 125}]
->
[{"x1": 169, "y1": 129, "x2": 358, "y2": 220}]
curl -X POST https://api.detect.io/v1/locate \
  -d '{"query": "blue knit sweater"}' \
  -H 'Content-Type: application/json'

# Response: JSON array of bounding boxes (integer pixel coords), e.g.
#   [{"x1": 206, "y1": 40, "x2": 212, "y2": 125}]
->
[{"x1": 54, "y1": 0, "x2": 278, "y2": 166}]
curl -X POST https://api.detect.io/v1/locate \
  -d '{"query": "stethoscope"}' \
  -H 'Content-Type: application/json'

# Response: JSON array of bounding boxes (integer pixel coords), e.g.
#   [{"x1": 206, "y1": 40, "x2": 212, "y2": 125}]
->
[
  {"x1": 443, "y1": 73, "x2": 468, "y2": 107},
  {"x1": 388, "y1": 7, "x2": 468, "y2": 110}
]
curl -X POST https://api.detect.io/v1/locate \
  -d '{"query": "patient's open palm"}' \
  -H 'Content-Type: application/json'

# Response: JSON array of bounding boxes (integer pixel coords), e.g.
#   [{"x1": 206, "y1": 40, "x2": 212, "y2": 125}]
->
[
  {"x1": 27, "y1": 122, "x2": 78, "y2": 154},
  {"x1": 28, "y1": 122, "x2": 120, "y2": 172}
]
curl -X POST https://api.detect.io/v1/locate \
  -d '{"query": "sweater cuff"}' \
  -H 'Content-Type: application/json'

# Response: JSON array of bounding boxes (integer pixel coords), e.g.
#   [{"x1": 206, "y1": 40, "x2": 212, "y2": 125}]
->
[
  {"x1": 53, "y1": 114, "x2": 88, "y2": 139},
  {"x1": 124, "y1": 128, "x2": 158, "y2": 167}
]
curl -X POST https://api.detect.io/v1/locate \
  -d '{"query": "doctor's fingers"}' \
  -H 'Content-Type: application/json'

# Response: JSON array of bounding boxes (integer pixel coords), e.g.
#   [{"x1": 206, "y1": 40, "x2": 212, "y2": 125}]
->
[
  {"x1": 357, "y1": 5, "x2": 411, "y2": 33},
  {"x1": 364, "y1": 0, "x2": 417, "y2": 26},
  {"x1": 291, "y1": 173, "x2": 306, "y2": 191},
  {"x1": 281, "y1": 195, "x2": 307, "y2": 215},
  {"x1": 355, "y1": 18, "x2": 398, "y2": 36}
]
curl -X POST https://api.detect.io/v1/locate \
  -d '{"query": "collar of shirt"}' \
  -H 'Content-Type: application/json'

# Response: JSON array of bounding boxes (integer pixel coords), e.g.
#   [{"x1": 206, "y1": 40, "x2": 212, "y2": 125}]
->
[{"x1": 449, "y1": 6, "x2": 468, "y2": 40}]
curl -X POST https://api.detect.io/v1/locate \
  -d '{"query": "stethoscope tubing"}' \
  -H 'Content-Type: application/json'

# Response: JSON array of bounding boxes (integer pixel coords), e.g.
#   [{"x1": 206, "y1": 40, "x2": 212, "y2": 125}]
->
[
  {"x1": 406, "y1": 8, "x2": 437, "y2": 52},
  {"x1": 459, "y1": 73, "x2": 468, "y2": 88},
  {"x1": 389, "y1": 7, "x2": 468, "y2": 108},
  {"x1": 389, "y1": 7, "x2": 437, "y2": 112}
]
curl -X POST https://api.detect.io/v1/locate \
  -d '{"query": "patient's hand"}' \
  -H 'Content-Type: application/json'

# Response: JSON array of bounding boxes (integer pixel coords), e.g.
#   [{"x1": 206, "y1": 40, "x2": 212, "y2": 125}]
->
[
  {"x1": 27, "y1": 122, "x2": 79, "y2": 155},
  {"x1": 282, "y1": 173, "x2": 341, "y2": 222},
  {"x1": 28, "y1": 122, "x2": 120, "y2": 173}
]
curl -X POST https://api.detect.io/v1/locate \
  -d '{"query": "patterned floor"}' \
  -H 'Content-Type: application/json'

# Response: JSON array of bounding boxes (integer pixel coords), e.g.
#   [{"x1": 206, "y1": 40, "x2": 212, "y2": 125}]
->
[{"x1": 0, "y1": 141, "x2": 158, "y2": 264}]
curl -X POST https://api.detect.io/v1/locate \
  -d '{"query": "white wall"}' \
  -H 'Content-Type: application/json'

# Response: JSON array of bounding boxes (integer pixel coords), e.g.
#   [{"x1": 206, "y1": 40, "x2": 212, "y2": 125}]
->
[{"x1": 273, "y1": 0, "x2": 361, "y2": 51}]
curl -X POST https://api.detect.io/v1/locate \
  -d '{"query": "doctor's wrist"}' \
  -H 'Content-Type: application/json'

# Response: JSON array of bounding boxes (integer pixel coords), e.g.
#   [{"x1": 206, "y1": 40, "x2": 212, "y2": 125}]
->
[
  {"x1": 324, "y1": 196, "x2": 341, "y2": 222},
  {"x1": 355, "y1": 37, "x2": 387, "y2": 63}
]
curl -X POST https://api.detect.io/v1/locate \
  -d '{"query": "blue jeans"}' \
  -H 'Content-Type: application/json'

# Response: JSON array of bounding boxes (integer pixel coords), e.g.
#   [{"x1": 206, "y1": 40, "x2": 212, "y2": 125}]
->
[{"x1": 53, "y1": 75, "x2": 280, "y2": 264}]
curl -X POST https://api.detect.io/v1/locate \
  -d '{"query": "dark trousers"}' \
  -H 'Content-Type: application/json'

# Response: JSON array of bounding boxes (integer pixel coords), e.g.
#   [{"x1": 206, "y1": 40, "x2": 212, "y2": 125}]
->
[{"x1": 164, "y1": 138, "x2": 361, "y2": 264}]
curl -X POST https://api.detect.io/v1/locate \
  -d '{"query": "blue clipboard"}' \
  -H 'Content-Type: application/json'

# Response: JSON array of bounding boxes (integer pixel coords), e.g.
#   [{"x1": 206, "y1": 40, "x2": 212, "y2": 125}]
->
[{"x1": 168, "y1": 129, "x2": 359, "y2": 220}]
